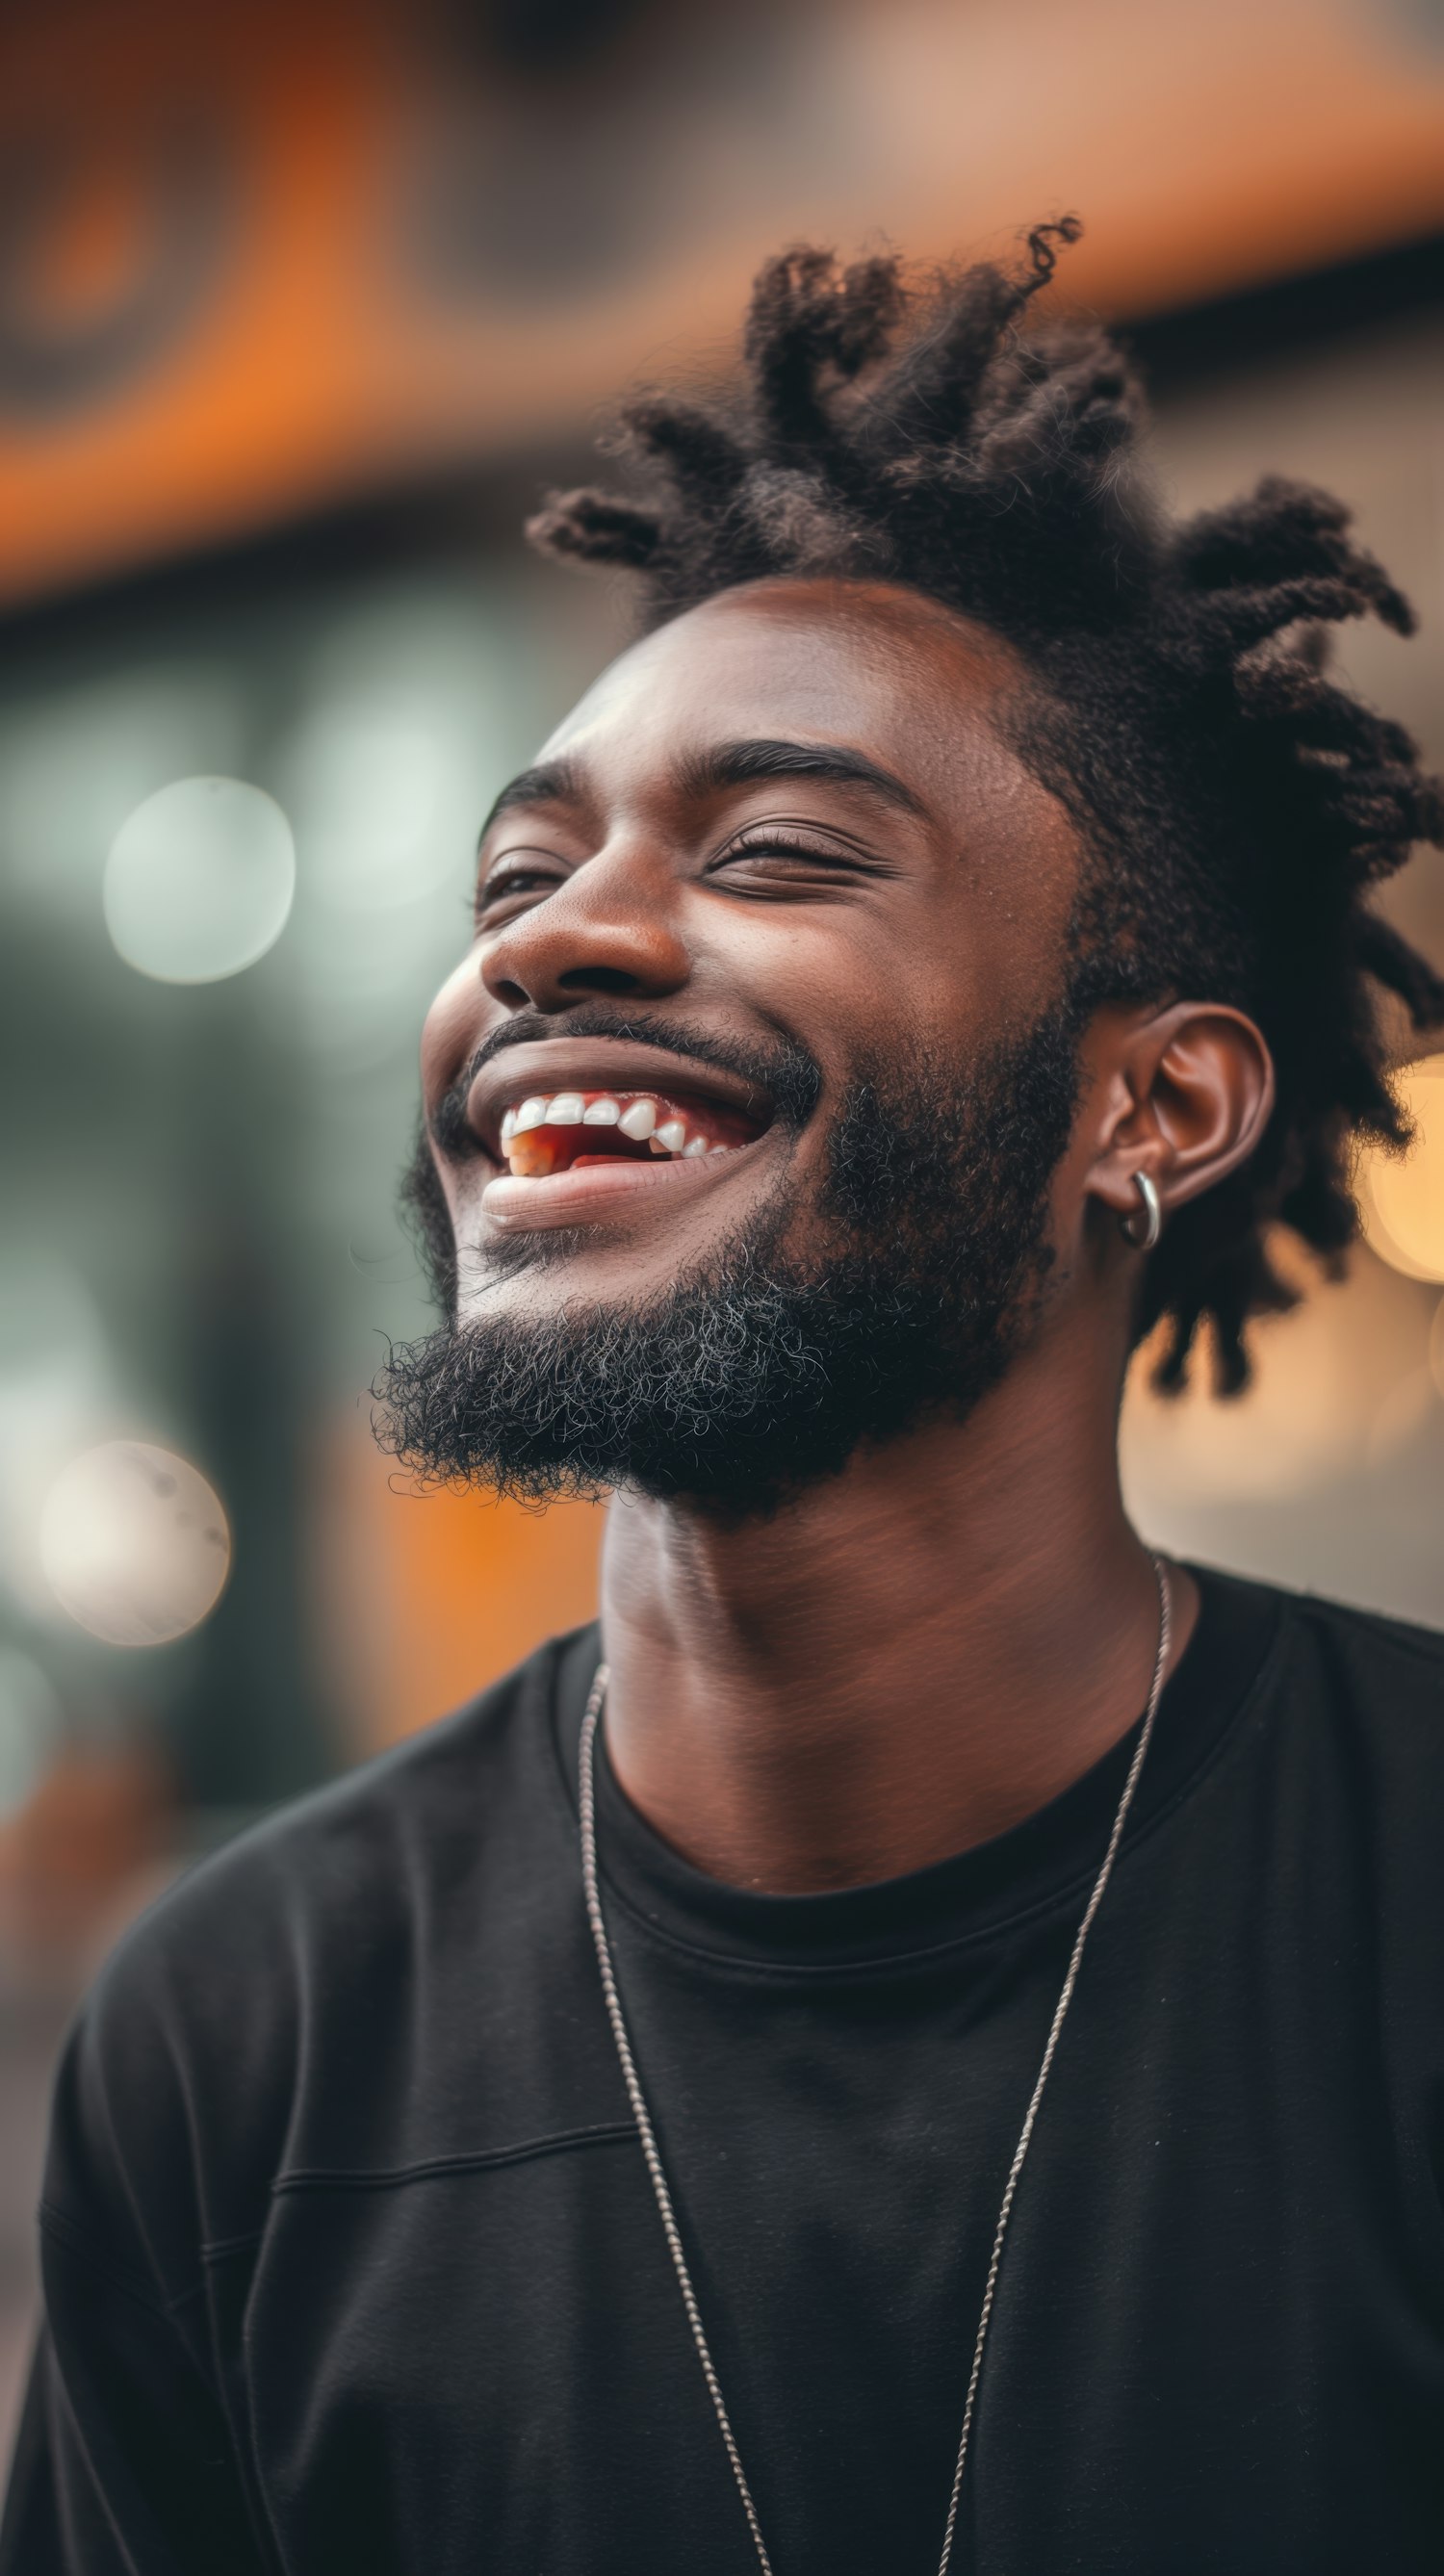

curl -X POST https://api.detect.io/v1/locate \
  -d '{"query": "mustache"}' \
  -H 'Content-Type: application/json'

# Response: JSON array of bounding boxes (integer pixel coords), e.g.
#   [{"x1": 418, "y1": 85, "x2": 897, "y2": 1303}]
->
[{"x1": 428, "y1": 1005, "x2": 822, "y2": 1161}]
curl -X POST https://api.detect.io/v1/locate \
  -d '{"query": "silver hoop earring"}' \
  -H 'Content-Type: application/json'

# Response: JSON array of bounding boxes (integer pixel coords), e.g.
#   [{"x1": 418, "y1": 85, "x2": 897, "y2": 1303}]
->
[{"x1": 1119, "y1": 1170, "x2": 1162, "y2": 1252}]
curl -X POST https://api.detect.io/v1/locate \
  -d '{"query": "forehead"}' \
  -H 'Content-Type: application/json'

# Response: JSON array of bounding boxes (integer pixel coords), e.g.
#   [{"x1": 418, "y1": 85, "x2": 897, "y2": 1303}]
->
[{"x1": 536, "y1": 578, "x2": 1041, "y2": 811}]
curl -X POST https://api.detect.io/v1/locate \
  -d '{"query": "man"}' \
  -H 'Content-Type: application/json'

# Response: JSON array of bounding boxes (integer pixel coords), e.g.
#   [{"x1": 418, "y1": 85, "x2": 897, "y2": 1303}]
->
[{"x1": 5, "y1": 220, "x2": 1444, "y2": 2573}]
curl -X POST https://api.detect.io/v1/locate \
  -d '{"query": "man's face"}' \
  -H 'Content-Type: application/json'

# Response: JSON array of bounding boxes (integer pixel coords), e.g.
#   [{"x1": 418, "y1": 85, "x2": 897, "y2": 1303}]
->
[
  {"x1": 423, "y1": 580, "x2": 1079, "y2": 1311},
  {"x1": 385, "y1": 579, "x2": 1090, "y2": 1508}
]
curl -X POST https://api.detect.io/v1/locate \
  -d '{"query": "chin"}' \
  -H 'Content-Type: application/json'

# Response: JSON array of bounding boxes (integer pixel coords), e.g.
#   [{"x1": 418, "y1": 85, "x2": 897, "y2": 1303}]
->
[{"x1": 455, "y1": 1228, "x2": 683, "y2": 1317}]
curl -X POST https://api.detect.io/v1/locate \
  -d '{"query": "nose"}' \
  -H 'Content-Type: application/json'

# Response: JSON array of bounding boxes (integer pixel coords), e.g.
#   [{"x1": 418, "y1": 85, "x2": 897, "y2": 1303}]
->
[{"x1": 479, "y1": 845, "x2": 691, "y2": 1013}]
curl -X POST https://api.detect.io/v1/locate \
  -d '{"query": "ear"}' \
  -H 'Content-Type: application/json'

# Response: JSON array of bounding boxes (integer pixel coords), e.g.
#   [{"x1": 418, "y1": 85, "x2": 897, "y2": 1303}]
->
[{"x1": 1081, "y1": 1001, "x2": 1276, "y2": 1233}]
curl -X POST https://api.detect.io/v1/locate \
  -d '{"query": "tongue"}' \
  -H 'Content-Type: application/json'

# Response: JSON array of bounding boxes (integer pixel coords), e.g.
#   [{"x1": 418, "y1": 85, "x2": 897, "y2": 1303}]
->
[
  {"x1": 508, "y1": 1124, "x2": 657, "y2": 1178},
  {"x1": 569, "y1": 1143, "x2": 654, "y2": 1171}
]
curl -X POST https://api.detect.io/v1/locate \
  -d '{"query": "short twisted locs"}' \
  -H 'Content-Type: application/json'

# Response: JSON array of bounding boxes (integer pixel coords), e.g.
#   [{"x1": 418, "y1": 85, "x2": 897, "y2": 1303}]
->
[{"x1": 524, "y1": 219, "x2": 1444, "y2": 1394}]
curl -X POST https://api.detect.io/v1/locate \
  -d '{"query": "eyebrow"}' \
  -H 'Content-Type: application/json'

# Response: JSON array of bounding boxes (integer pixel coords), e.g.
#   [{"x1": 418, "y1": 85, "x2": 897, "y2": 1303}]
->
[
  {"x1": 677, "y1": 736, "x2": 930, "y2": 819},
  {"x1": 476, "y1": 757, "x2": 582, "y2": 848},
  {"x1": 477, "y1": 734, "x2": 929, "y2": 852}
]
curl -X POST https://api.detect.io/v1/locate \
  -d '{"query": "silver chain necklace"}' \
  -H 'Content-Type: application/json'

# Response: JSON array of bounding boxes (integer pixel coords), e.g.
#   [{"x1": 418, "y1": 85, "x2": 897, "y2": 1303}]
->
[{"x1": 578, "y1": 1554, "x2": 1173, "y2": 2575}]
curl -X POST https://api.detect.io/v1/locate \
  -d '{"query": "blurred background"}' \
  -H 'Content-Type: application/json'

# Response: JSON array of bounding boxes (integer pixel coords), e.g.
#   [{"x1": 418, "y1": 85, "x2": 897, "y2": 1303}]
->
[{"x1": 3, "y1": 0, "x2": 1444, "y2": 2457}]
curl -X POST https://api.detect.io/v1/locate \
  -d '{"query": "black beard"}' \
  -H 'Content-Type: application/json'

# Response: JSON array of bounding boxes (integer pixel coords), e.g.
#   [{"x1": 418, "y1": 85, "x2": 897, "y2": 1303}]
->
[{"x1": 374, "y1": 1007, "x2": 1081, "y2": 1519}]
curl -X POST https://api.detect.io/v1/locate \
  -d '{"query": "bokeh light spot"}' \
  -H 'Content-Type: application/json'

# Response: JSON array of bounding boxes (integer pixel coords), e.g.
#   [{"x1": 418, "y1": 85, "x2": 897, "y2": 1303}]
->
[
  {"x1": 39, "y1": 1442, "x2": 231, "y2": 1648},
  {"x1": 1357, "y1": 1057, "x2": 1444, "y2": 1282},
  {"x1": 103, "y1": 776, "x2": 295, "y2": 982}
]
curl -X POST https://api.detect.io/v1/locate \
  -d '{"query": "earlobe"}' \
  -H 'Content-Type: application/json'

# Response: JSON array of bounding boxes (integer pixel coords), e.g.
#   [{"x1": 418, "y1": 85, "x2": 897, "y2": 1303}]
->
[{"x1": 1118, "y1": 1170, "x2": 1162, "y2": 1252}]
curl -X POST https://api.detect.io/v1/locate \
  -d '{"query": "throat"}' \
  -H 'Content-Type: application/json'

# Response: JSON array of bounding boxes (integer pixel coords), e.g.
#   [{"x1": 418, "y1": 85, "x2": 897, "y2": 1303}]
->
[{"x1": 596, "y1": 1453, "x2": 1196, "y2": 1894}]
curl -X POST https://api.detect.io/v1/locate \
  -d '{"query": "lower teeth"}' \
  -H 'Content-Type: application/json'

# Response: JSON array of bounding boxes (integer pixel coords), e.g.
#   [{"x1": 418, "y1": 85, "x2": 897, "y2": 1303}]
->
[{"x1": 505, "y1": 1137, "x2": 730, "y2": 1176}]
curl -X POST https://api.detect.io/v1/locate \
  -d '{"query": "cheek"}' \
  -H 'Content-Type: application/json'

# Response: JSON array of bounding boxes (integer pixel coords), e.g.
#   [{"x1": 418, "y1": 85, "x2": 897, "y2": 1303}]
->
[
  {"x1": 707, "y1": 903, "x2": 913, "y2": 1031},
  {"x1": 909, "y1": 873, "x2": 1068, "y2": 1053},
  {"x1": 420, "y1": 954, "x2": 483, "y2": 1104}
]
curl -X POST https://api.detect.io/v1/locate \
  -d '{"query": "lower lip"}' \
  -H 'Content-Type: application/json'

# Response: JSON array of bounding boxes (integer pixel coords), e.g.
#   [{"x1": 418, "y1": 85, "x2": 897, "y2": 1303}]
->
[{"x1": 480, "y1": 1139, "x2": 767, "y2": 1231}]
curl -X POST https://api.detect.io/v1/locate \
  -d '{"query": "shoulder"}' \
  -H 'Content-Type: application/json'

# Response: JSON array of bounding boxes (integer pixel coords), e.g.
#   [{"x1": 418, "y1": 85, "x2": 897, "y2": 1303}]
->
[
  {"x1": 1271, "y1": 1581, "x2": 1444, "y2": 1719},
  {"x1": 100, "y1": 1623, "x2": 585, "y2": 2018},
  {"x1": 56, "y1": 1629, "x2": 590, "y2": 2226},
  {"x1": 1279, "y1": 1584, "x2": 1444, "y2": 1813},
  {"x1": 1201, "y1": 1567, "x2": 1444, "y2": 1850},
  {"x1": 1196, "y1": 1561, "x2": 1444, "y2": 1713}
]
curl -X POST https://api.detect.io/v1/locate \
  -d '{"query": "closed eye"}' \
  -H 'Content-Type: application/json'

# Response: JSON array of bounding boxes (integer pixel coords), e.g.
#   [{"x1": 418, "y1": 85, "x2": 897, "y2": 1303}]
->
[{"x1": 706, "y1": 827, "x2": 895, "y2": 892}]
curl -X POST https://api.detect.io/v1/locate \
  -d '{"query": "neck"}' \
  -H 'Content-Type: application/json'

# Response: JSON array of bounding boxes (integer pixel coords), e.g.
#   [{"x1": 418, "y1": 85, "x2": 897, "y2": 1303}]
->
[{"x1": 597, "y1": 1332, "x2": 1197, "y2": 1893}]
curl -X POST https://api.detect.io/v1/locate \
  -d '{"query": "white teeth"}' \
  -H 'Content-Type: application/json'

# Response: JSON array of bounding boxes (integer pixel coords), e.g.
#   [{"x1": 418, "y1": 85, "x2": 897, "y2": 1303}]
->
[
  {"x1": 547, "y1": 1093, "x2": 584, "y2": 1124},
  {"x1": 500, "y1": 1108, "x2": 518, "y2": 1146},
  {"x1": 654, "y1": 1119, "x2": 686, "y2": 1154},
  {"x1": 618, "y1": 1099, "x2": 657, "y2": 1140},
  {"x1": 582, "y1": 1097, "x2": 621, "y2": 1124},
  {"x1": 683, "y1": 1134, "x2": 708, "y2": 1158},
  {"x1": 514, "y1": 1096, "x2": 549, "y2": 1133},
  {"x1": 709, "y1": 1145, "x2": 729, "y2": 1157}
]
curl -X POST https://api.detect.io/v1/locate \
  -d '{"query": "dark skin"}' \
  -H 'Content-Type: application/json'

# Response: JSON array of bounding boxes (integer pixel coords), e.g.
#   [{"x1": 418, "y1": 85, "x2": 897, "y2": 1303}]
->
[{"x1": 422, "y1": 579, "x2": 1275, "y2": 1893}]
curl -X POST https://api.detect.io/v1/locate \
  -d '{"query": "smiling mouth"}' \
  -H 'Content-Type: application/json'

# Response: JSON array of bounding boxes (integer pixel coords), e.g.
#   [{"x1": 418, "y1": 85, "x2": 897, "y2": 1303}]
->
[{"x1": 495, "y1": 1088, "x2": 765, "y2": 1177}]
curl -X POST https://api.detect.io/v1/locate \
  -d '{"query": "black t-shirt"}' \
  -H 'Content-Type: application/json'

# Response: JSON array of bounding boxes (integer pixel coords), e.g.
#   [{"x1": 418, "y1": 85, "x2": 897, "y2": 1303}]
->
[{"x1": 4, "y1": 1568, "x2": 1444, "y2": 2574}]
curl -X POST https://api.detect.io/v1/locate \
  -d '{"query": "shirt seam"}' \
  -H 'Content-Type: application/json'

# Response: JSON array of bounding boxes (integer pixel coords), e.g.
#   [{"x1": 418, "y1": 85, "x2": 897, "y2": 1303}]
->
[
  {"x1": 545, "y1": 1598, "x2": 1289, "y2": 1981},
  {"x1": 264, "y1": 2119, "x2": 640, "y2": 2202}
]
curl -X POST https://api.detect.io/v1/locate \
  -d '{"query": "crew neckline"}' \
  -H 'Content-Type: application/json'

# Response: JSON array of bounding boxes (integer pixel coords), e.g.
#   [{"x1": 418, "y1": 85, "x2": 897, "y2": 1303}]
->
[{"x1": 546, "y1": 1565, "x2": 1283, "y2": 1973}]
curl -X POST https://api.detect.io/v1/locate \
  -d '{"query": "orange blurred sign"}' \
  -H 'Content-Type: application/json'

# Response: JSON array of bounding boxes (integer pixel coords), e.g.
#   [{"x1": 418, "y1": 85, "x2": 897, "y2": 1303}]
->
[{"x1": 3, "y1": 0, "x2": 1444, "y2": 609}]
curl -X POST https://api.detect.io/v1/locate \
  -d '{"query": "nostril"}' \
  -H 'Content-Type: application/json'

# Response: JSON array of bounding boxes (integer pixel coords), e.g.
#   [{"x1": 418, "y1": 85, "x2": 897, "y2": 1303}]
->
[{"x1": 560, "y1": 966, "x2": 642, "y2": 996}]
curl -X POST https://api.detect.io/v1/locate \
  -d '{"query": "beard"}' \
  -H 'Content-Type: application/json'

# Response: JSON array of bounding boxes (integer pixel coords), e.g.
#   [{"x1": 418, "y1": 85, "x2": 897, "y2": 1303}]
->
[{"x1": 374, "y1": 1005, "x2": 1082, "y2": 1519}]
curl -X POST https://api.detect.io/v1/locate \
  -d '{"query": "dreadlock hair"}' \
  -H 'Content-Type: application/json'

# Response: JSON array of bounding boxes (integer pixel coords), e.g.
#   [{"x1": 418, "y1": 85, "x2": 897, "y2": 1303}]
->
[{"x1": 526, "y1": 220, "x2": 1444, "y2": 1394}]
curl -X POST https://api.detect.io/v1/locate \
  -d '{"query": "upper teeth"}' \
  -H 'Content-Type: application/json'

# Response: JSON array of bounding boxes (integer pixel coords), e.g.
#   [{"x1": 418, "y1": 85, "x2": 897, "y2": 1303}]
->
[{"x1": 497, "y1": 1091, "x2": 737, "y2": 1166}]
